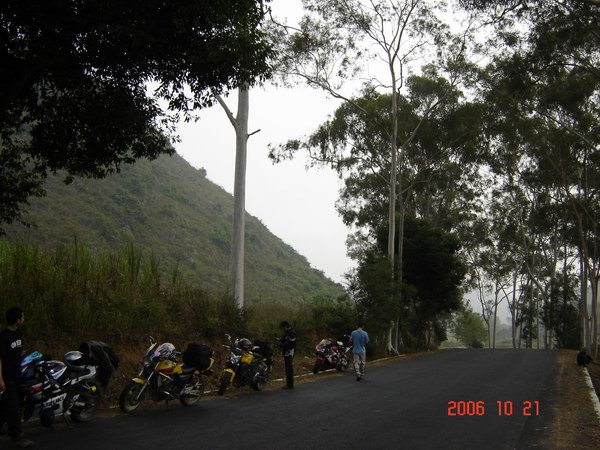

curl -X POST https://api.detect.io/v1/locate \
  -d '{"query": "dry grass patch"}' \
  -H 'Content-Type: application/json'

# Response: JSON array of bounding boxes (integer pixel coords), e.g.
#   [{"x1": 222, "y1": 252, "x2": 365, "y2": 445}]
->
[{"x1": 549, "y1": 350, "x2": 600, "y2": 449}]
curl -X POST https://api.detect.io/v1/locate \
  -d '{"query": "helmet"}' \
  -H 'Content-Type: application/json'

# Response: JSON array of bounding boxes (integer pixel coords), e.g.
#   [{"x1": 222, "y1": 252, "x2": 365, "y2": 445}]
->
[
  {"x1": 64, "y1": 351, "x2": 84, "y2": 368},
  {"x1": 238, "y1": 338, "x2": 252, "y2": 351},
  {"x1": 156, "y1": 343, "x2": 176, "y2": 359}
]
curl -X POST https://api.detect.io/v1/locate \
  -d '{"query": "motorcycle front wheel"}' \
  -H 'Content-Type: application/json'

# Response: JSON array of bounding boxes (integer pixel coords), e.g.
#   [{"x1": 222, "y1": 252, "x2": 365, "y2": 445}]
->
[
  {"x1": 218, "y1": 373, "x2": 231, "y2": 396},
  {"x1": 119, "y1": 381, "x2": 146, "y2": 413},
  {"x1": 313, "y1": 360, "x2": 323, "y2": 374},
  {"x1": 179, "y1": 375, "x2": 204, "y2": 406},
  {"x1": 70, "y1": 390, "x2": 101, "y2": 422},
  {"x1": 337, "y1": 357, "x2": 349, "y2": 371}
]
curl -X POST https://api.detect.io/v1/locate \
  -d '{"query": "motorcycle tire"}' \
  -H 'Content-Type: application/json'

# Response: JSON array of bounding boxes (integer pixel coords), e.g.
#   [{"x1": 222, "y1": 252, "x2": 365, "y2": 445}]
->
[
  {"x1": 119, "y1": 381, "x2": 145, "y2": 414},
  {"x1": 251, "y1": 379, "x2": 265, "y2": 391},
  {"x1": 218, "y1": 373, "x2": 230, "y2": 396},
  {"x1": 70, "y1": 390, "x2": 101, "y2": 423},
  {"x1": 22, "y1": 401, "x2": 35, "y2": 422},
  {"x1": 337, "y1": 357, "x2": 349, "y2": 371},
  {"x1": 313, "y1": 360, "x2": 323, "y2": 374},
  {"x1": 179, "y1": 375, "x2": 204, "y2": 406}
]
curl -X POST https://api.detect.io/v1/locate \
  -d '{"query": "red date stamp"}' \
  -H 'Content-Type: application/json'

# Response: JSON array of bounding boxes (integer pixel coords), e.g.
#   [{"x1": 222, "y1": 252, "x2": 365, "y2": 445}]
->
[{"x1": 447, "y1": 400, "x2": 540, "y2": 417}]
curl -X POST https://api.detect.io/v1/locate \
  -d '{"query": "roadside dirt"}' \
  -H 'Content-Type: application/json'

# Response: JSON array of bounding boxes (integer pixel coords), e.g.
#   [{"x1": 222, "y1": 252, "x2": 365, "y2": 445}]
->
[
  {"x1": 587, "y1": 356, "x2": 600, "y2": 407},
  {"x1": 549, "y1": 350, "x2": 600, "y2": 449}
]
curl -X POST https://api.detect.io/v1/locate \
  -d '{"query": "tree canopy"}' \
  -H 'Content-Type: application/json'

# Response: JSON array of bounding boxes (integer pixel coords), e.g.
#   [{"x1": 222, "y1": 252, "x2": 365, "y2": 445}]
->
[{"x1": 1, "y1": 0, "x2": 272, "y2": 230}]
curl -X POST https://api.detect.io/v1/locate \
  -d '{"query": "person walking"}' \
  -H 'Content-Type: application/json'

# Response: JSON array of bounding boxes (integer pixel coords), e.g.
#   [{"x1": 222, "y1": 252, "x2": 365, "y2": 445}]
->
[
  {"x1": 0, "y1": 307, "x2": 33, "y2": 448},
  {"x1": 349, "y1": 323, "x2": 369, "y2": 381},
  {"x1": 279, "y1": 321, "x2": 296, "y2": 390}
]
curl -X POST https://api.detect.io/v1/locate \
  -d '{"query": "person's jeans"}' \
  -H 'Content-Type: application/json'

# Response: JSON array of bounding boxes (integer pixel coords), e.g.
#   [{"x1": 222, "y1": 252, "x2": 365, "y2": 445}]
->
[
  {"x1": 0, "y1": 381, "x2": 23, "y2": 439},
  {"x1": 353, "y1": 353, "x2": 366, "y2": 377},
  {"x1": 284, "y1": 355, "x2": 294, "y2": 388}
]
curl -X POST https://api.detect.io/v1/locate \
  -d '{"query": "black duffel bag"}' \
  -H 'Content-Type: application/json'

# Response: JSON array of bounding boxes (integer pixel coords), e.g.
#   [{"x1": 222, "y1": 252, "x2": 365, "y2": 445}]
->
[
  {"x1": 182, "y1": 343, "x2": 213, "y2": 370},
  {"x1": 252, "y1": 338, "x2": 273, "y2": 358},
  {"x1": 78, "y1": 340, "x2": 119, "y2": 387}
]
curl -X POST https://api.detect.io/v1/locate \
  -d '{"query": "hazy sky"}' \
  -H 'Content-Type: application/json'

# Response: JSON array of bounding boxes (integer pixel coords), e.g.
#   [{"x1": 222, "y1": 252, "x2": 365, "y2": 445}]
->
[{"x1": 175, "y1": 0, "x2": 352, "y2": 283}]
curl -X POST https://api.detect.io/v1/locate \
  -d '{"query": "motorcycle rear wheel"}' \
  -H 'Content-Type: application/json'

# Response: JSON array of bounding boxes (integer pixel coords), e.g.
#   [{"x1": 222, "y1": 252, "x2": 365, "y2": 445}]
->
[
  {"x1": 70, "y1": 390, "x2": 101, "y2": 423},
  {"x1": 119, "y1": 381, "x2": 145, "y2": 413},
  {"x1": 218, "y1": 373, "x2": 230, "y2": 396},
  {"x1": 179, "y1": 375, "x2": 204, "y2": 406}
]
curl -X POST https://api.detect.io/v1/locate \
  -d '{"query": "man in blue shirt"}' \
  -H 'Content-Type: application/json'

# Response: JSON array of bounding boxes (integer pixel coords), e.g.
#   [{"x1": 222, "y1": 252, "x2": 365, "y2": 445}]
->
[{"x1": 349, "y1": 323, "x2": 369, "y2": 381}]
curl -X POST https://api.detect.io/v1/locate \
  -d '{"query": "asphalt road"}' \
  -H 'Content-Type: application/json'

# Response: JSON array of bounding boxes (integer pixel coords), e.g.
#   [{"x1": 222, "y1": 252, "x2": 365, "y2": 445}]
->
[{"x1": 26, "y1": 349, "x2": 558, "y2": 450}]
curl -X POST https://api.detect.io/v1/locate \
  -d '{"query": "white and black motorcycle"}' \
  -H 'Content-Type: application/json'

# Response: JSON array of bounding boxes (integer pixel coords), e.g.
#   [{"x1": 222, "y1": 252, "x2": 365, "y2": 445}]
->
[{"x1": 20, "y1": 350, "x2": 103, "y2": 427}]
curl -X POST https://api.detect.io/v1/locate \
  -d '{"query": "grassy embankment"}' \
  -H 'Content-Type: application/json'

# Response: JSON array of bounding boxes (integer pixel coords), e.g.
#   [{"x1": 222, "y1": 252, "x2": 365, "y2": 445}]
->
[{"x1": 0, "y1": 239, "x2": 356, "y2": 400}]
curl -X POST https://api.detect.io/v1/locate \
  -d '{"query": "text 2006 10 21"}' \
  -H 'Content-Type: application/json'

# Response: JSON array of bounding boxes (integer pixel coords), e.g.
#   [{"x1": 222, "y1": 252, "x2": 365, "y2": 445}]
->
[{"x1": 447, "y1": 400, "x2": 540, "y2": 417}]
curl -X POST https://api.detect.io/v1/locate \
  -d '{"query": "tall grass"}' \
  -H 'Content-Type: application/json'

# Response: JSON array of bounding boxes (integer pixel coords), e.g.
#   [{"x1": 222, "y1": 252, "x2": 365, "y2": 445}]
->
[
  {"x1": 0, "y1": 239, "x2": 242, "y2": 344},
  {"x1": 0, "y1": 239, "x2": 356, "y2": 353}
]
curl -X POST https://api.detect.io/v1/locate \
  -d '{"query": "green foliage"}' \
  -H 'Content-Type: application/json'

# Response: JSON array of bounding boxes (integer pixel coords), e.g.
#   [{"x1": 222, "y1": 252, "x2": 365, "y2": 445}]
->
[
  {"x1": 400, "y1": 217, "x2": 466, "y2": 322},
  {"x1": 541, "y1": 274, "x2": 581, "y2": 349},
  {"x1": 245, "y1": 295, "x2": 358, "y2": 354},
  {"x1": 272, "y1": 82, "x2": 485, "y2": 234},
  {"x1": 1, "y1": 0, "x2": 273, "y2": 229},
  {"x1": 453, "y1": 310, "x2": 488, "y2": 348},
  {"x1": 311, "y1": 295, "x2": 358, "y2": 339},
  {"x1": 517, "y1": 291, "x2": 539, "y2": 349},
  {"x1": 3, "y1": 154, "x2": 343, "y2": 304},
  {"x1": 348, "y1": 252, "x2": 395, "y2": 336},
  {"x1": 352, "y1": 216, "x2": 466, "y2": 349}
]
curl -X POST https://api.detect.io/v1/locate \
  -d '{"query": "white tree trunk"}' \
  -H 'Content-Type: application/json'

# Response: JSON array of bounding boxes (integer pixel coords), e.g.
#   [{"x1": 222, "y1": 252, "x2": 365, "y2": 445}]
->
[
  {"x1": 216, "y1": 85, "x2": 250, "y2": 309},
  {"x1": 492, "y1": 294, "x2": 498, "y2": 349},
  {"x1": 580, "y1": 252, "x2": 591, "y2": 352}
]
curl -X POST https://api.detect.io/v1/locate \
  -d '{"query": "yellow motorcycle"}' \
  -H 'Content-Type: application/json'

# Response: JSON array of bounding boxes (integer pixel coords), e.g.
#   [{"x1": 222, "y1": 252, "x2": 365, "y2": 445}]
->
[
  {"x1": 217, "y1": 335, "x2": 271, "y2": 396},
  {"x1": 119, "y1": 337, "x2": 214, "y2": 413}
]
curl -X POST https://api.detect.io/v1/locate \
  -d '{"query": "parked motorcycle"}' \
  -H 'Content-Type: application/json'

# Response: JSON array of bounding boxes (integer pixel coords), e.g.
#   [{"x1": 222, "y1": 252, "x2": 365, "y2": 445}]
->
[
  {"x1": 19, "y1": 349, "x2": 103, "y2": 427},
  {"x1": 119, "y1": 337, "x2": 214, "y2": 413},
  {"x1": 313, "y1": 338, "x2": 351, "y2": 374},
  {"x1": 217, "y1": 335, "x2": 271, "y2": 396}
]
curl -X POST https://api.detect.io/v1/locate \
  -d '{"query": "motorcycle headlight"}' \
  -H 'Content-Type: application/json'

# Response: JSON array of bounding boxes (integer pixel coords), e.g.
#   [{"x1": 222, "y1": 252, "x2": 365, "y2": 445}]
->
[{"x1": 143, "y1": 356, "x2": 153, "y2": 368}]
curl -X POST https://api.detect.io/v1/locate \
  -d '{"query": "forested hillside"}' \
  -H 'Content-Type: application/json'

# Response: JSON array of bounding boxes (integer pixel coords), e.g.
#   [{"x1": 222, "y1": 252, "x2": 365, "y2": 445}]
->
[{"x1": 2, "y1": 153, "x2": 343, "y2": 302}]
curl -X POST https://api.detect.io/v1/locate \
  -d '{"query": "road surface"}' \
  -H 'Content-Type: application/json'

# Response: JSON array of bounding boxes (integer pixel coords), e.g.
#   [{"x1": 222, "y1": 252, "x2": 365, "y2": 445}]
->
[{"x1": 27, "y1": 349, "x2": 558, "y2": 449}]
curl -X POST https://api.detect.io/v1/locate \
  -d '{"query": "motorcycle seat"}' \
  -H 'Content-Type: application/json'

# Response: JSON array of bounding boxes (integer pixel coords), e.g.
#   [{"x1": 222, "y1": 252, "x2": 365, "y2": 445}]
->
[
  {"x1": 68, "y1": 365, "x2": 91, "y2": 374},
  {"x1": 180, "y1": 363, "x2": 196, "y2": 375}
]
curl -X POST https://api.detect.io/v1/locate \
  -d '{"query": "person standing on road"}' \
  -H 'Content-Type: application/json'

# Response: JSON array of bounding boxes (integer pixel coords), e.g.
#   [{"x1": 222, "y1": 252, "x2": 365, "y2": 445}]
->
[
  {"x1": 0, "y1": 307, "x2": 33, "y2": 448},
  {"x1": 349, "y1": 323, "x2": 369, "y2": 381},
  {"x1": 279, "y1": 321, "x2": 296, "y2": 390}
]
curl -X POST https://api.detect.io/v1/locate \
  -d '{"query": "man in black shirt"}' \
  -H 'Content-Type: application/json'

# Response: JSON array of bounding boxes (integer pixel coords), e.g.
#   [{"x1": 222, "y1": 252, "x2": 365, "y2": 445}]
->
[
  {"x1": 279, "y1": 321, "x2": 296, "y2": 390},
  {"x1": 0, "y1": 306, "x2": 32, "y2": 448}
]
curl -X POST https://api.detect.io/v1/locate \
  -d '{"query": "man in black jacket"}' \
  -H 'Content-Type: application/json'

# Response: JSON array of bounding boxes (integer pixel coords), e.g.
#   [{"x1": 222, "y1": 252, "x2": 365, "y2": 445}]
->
[
  {"x1": 279, "y1": 321, "x2": 296, "y2": 390},
  {"x1": 0, "y1": 307, "x2": 33, "y2": 448}
]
